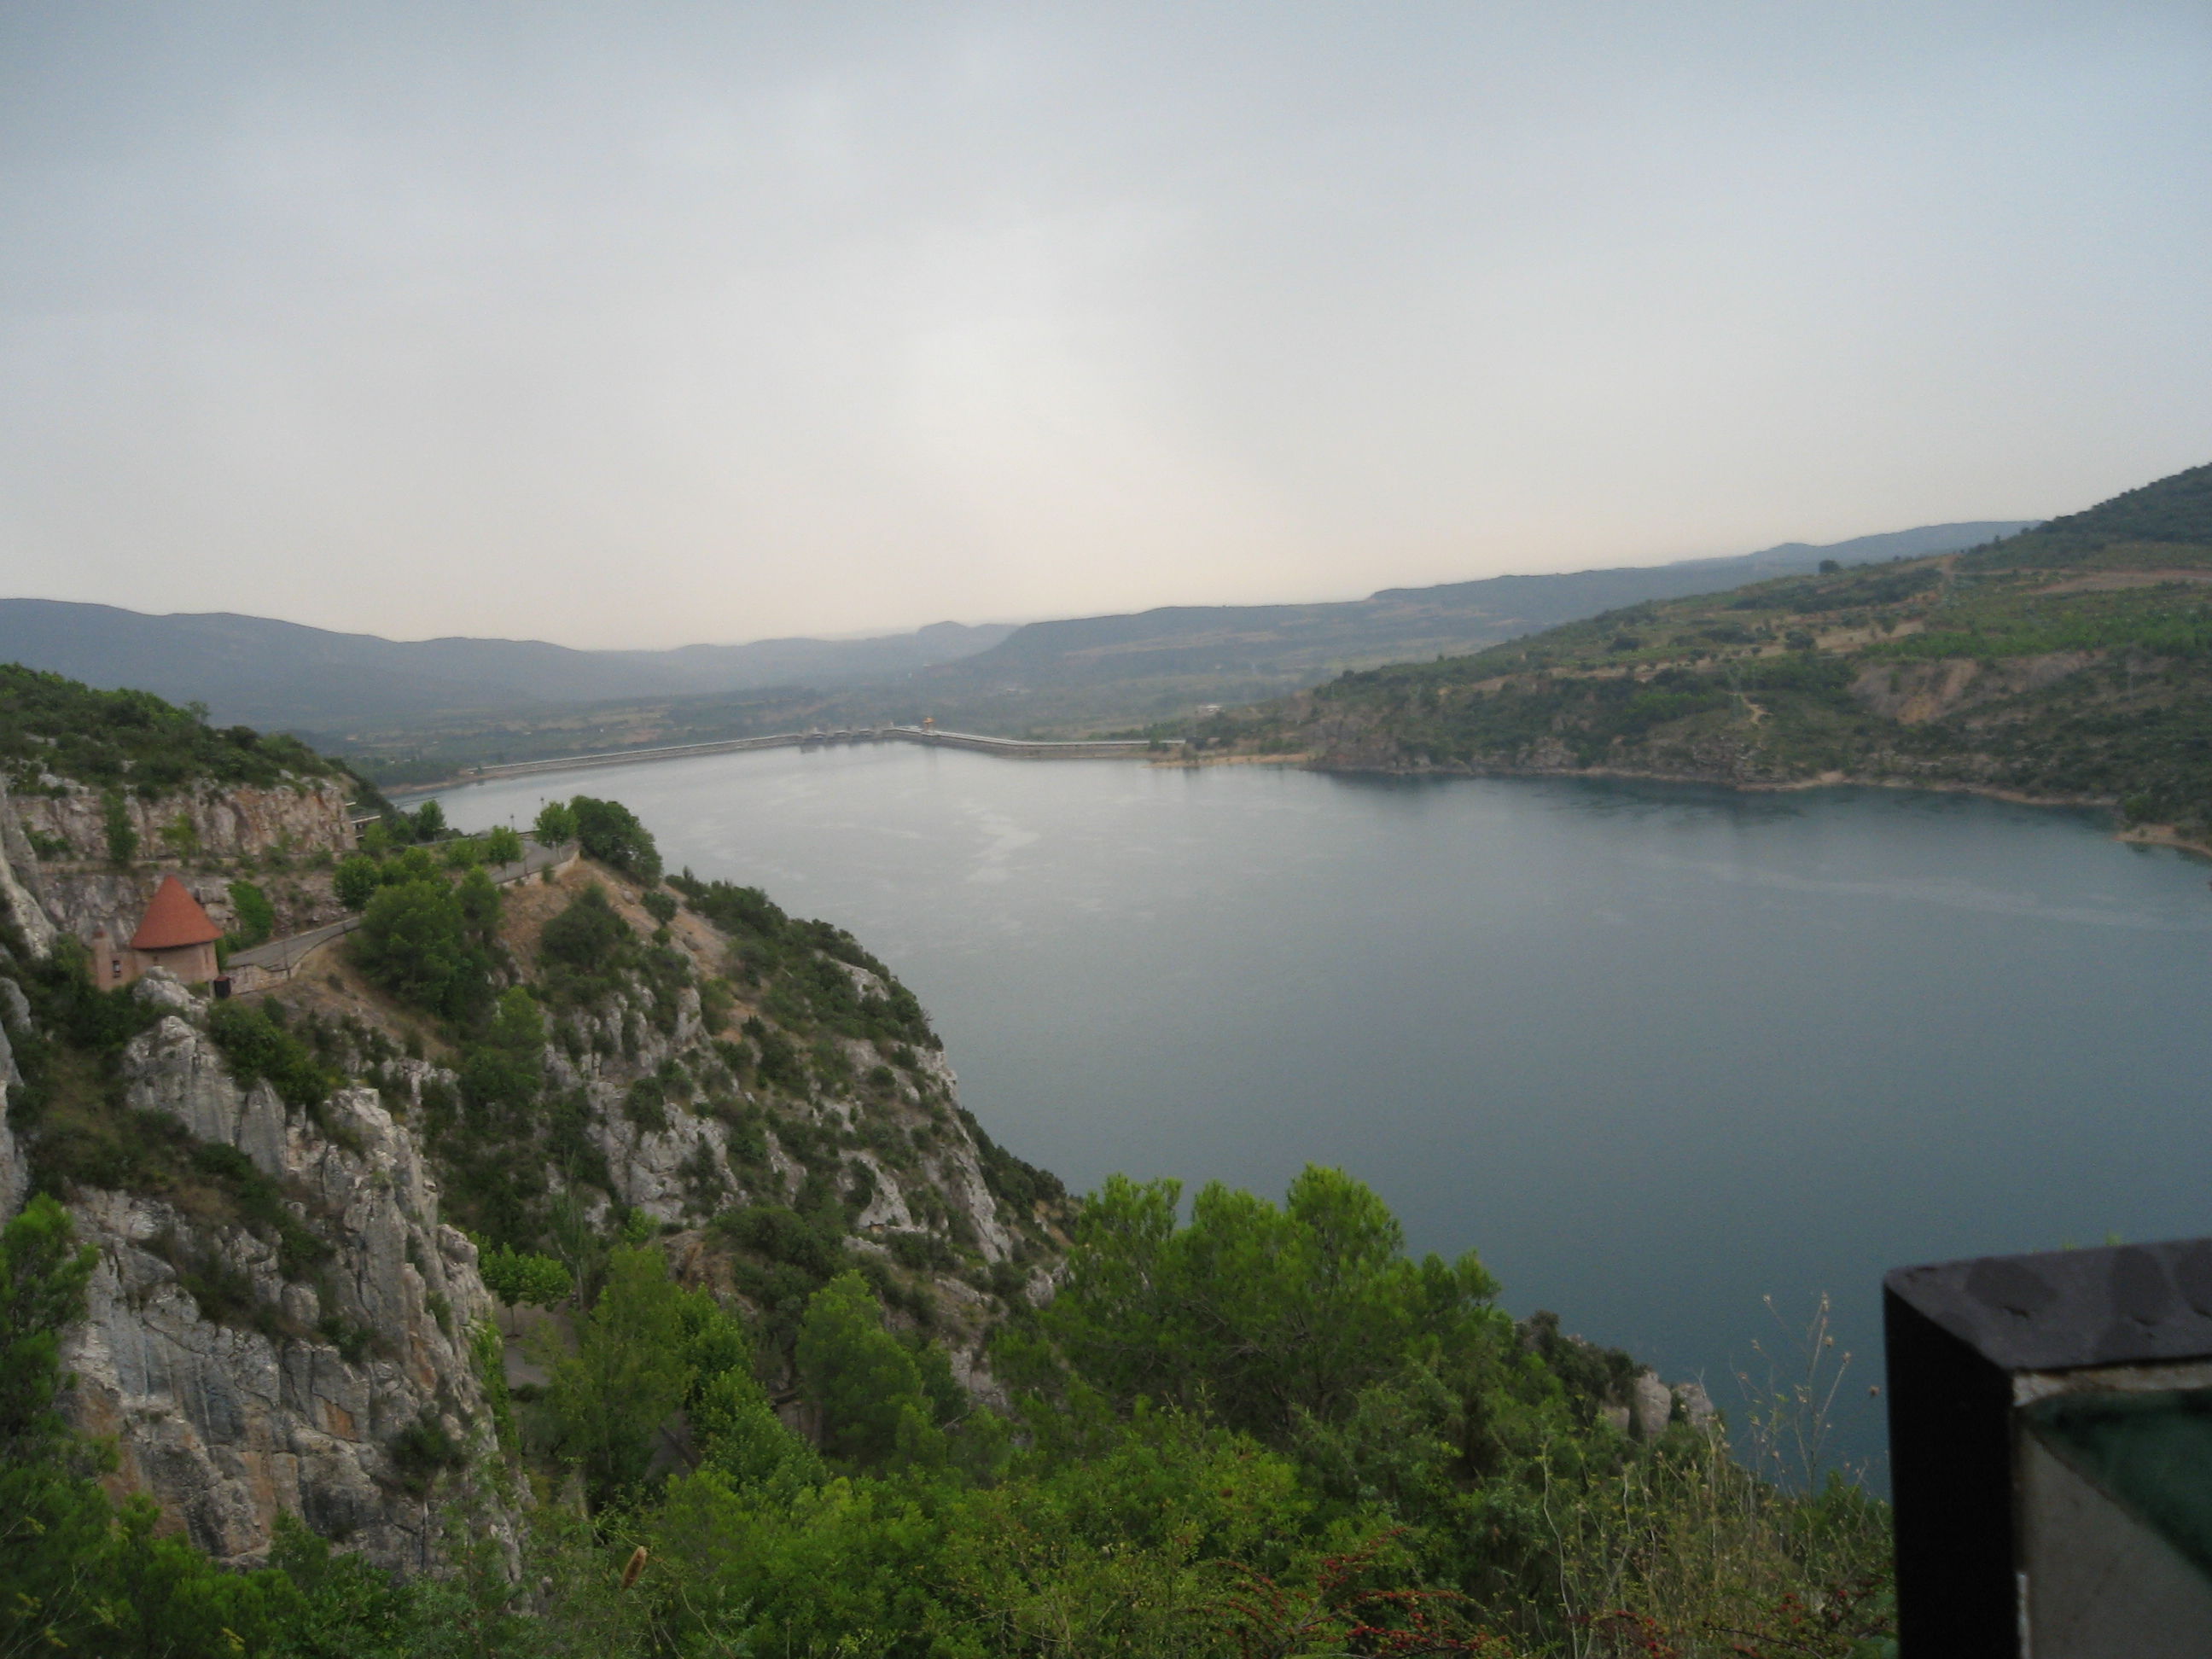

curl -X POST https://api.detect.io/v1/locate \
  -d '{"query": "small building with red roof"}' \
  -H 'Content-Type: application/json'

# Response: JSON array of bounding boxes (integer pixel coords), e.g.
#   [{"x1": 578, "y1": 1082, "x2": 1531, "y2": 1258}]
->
[{"x1": 98, "y1": 875, "x2": 224, "y2": 987}]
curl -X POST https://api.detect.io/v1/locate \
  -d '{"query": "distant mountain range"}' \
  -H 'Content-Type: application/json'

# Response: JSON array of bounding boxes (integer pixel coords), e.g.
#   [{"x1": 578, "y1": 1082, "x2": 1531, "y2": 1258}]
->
[
  {"x1": 0, "y1": 521, "x2": 2033, "y2": 747},
  {"x1": 923, "y1": 522, "x2": 2034, "y2": 700},
  {"x1": 0, "y1": 605, "x2": 1016, "y2": 732}
]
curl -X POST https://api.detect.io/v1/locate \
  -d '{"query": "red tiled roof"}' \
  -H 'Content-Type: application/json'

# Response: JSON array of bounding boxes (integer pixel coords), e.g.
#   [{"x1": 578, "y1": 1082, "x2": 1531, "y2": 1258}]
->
[{"x1": 130, "y1": 876, "x2": 223, "y2": 952}]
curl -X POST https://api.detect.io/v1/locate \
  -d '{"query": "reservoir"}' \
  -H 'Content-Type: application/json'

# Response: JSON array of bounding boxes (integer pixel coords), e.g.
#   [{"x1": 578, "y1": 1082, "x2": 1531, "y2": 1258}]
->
[{"x1": 434, "y1": 746, "x2": 2212, "y2": 1474}]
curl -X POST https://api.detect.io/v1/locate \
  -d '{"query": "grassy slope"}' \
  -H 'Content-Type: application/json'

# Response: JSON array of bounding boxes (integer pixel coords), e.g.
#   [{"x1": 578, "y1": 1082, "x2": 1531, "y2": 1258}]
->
[{"x1": 1235, "y1": 462, "x2": 2212, "y2": 837}]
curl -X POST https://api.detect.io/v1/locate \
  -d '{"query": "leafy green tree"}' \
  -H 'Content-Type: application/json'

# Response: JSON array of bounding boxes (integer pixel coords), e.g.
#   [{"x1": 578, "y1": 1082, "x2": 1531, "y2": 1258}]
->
[
  {"x1": 484, "y1": 824, "x2": 524, "y2": 865},
  {"x1": 533, "y1": 799, "x2": 579, "y2": 845},
  {"x1": 795, "y1": 1270, "x2": 944, "y2": 1470},
  {"x1": 1035, "y1": 1165, "x2": 1500, "y2": 1447},
  {"x1": 457, "y1": 866, "x2": 502, "y2": 946},
  {"x1": 441, "y1": 835, "x2": 484, "y2": 870},
  {"x1": 410, "y1": 800, "x2": 447, "y2": 842},
  {"x1": 550, "y1": 1244, "x2": 696, "y2": 1506},
  {"x1": 0, "y1": 1194, "x2": 96, "y2": 1464},
  {"x1": 480, "y1": 1244, "x2": 573, "y2": 1309},
  {"x1": 351, "y1": 879, "x2": 491, "y2": 1021},
  {"x1": 333, "y1": 853, "x2": 381, "y2": 911},
  {"x1": 458, "y1": 987, "x2": 545, "y2": 1128},
  {"x1": 378, "y1": 844, "x2": 441, "y2": 887},
  {"x1": 571, "y1": 795, "x2": 661, "y2": 884}
]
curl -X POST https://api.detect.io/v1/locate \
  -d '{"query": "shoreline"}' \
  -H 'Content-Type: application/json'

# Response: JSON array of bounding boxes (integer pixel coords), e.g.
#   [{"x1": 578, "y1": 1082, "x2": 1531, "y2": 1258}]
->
[
  {"x1": 390, "y1": 736, "x2": 2212, "y2": 865},
  {"x1": 1289, "y1": 754, "x2": 2212, "y2": 862}
]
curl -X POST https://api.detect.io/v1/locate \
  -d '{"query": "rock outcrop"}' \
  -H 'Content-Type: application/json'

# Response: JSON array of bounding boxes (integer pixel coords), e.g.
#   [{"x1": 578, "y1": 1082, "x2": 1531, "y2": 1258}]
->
[
  {"x1": 0, "y1": 988, "x2": 27, "y2": 1220},
  {"x1": 9, "y1": 778, "x2": 352, "y2": 865},
  {"x1": 0, "y1": 781, "x2": 59, "y2": 958},
  {"x1": 0, "y1": 776, "x2": 353, "y2": 954},
  {"x1": 0, "y1": 783, "x2": 1055, "y2": 1574},
  {"x1": 44, "y1": 980, "x2": 515, "y2": 1571}
]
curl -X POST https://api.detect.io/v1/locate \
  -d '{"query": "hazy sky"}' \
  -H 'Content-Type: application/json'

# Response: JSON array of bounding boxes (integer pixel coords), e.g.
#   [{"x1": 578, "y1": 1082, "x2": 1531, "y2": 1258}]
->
[{"x1": 2, "y1": 3, "x2": 2208, "y2": 649}]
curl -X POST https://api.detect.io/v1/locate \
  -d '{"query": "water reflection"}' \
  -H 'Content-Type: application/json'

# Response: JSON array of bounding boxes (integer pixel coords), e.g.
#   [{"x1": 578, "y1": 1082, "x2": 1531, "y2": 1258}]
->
[{"x1": 437, "y1": 750, "x2": 2212, "y2": 1475}]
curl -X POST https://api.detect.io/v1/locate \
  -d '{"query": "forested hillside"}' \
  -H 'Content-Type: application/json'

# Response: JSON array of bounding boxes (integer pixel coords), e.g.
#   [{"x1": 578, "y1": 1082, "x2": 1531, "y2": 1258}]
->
[
  {"x1": 1229, "y1": 462, "x2": 2212, "y2": 847},
  {"x1": 0, "y1": 678, "x2": 1894, "y2": 1656}
]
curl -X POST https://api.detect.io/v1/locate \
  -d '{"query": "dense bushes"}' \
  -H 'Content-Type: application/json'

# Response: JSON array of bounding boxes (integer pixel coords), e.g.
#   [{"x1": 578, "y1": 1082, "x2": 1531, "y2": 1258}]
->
[
  {"x1": 3, "y1": 1054, "x2": 1894, "y2": 1656},
  {"x1": 672, "y1": 870, "x2": 939, "y2": 1051},
  {"x1": 207, "y1": 1000, "x2": 338, "y2": 1112},
  {"x1": 0, "y1": 665, "x2": 339, "y2": 797},
  {"x1": 351, "y1": 870, "x2": 501, "y2": 1021}
]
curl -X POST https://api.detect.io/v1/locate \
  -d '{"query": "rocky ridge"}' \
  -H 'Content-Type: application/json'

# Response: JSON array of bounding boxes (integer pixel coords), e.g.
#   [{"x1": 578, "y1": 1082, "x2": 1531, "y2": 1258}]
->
[
  {"x1": 0, "y1": 800, "x2": 1062, "y2": 1570},
  {"x1": 0, "y1": 775, "x2": 354, "y2": 955},
  {"x1": 66, "y1": 978, "x2": 507, "y2": 1569}
]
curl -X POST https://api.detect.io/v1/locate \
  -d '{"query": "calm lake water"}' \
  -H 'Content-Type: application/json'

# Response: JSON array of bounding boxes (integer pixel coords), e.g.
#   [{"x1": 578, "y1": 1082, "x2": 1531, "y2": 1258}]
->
[{"x1": 434, "y1": 748, "x2": 2212, "y2": 1474}]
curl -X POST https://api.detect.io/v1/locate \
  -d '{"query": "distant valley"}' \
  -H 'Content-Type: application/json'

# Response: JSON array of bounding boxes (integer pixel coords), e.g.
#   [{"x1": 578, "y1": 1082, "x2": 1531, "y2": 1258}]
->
[{"x1": 0, "y1": 520, "x2": 2029, "y2": 782}]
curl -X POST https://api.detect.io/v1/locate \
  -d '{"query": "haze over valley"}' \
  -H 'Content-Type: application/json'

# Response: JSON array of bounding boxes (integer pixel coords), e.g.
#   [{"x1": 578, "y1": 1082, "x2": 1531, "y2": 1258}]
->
[{"x1": 2, "y1": 5, "x2": 2208, "y2": 1653}]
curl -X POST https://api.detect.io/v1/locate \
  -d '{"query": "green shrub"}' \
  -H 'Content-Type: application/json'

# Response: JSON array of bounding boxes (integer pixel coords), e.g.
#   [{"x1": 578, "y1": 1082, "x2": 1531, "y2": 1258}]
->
[
  {"x1": 225, "y1": 881, "x2": 276, "y2": 949},
  {"x1": 101, "y1": 791, "x2": 137, "y2": 864},
  {"x1": 206, "y1": 1001, "x2": 338, "y2": 1113},
  {"x1": 568, "y1": 796, "x2": 661, "y2": 884},
  {"x1": 332, "y1": 853, "x2": 381, "y2": 911},
  {"x1": 480, "y1": 1245, "x2": 573, "y2": 1307},
  {"x1": 351, "y1": 876, "x2": 498, "y2": 1022},
  {"x1": 387, "y1": 1410, "x2": 466, "y2": 1496}
]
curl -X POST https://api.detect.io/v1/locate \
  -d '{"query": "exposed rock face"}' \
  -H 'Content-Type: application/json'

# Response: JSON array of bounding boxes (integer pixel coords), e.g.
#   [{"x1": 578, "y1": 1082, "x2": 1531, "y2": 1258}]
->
[
  {"x1": 1848, "y1": 650, "x2": 2098, "y2": 725},
  {"x1": 0, "y1": 781, "x2": 58, "y2": 958},
  {"x1": 0, "y1": 777, "x2": 352, "y2": 953},
  {"x1": 0, "y1": 996, "x2": 26, "y2": 1220},
  {"x1": 1630, "y1": 1369, "x2": 1674, "y2": 1441},
  {"x1": 10, "y1": 778, "x2": 352, "y2": 865},
  {"x1": 49, "y1": 987, "x2": 515, "y2": 1571},
  {"x1": 1672, "y1": 1378, "x2": 1718, "y2": 1433},
  {"x1": 1, "y1": 820, "x2": 1047, "y2": 1574},
  {"x1": 544, "y1": 972, "x2": 1019, "y2": 1270}
]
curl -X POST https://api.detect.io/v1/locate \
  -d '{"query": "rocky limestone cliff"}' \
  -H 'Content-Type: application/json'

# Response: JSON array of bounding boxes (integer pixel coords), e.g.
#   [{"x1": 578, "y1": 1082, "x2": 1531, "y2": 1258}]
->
[
  {"x1": 48, "y1": 975, "x2": 515, "y2": 1570},
  {"x1": 0, "y1": 744, "x2": 1070, "y2": 1577},
  {"x1": 0, "y1": 775, "x2": 353, "y2": 952},
  {"x1": 9, "y1": 777, "x2": 352, "y2": 865},
  {"x1": 0, "y1": 980, "x2": 27, "y2": 1219},
  {"x1": 380, "y1": 861, "x2": 1060, "y2": 1370}
]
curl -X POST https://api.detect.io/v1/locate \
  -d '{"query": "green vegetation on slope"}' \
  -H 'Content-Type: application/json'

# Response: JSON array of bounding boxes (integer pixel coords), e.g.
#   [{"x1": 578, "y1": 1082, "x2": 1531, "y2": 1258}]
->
[
  {"x1": 0, "y1": 680, "x2": 1894, "y2": 1653},
  {"x1": 1244, "y1": 460, "x2": 2212, "y2": 838},
  {"x1": 0, "y1": 662, "x2": 341, "y2": 796},
  {"x1": 3, "y1": 1157, "x2": 1891, "y2": 1656},
  {"x1": 0, "y1": 836, "x2": 1895, "y2": 1656}
]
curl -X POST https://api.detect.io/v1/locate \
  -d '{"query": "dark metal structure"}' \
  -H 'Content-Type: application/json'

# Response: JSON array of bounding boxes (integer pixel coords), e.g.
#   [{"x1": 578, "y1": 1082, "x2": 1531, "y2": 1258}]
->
[{"x1": 1885, "y1": 1237, "x2": 2212, "y2": 1657}]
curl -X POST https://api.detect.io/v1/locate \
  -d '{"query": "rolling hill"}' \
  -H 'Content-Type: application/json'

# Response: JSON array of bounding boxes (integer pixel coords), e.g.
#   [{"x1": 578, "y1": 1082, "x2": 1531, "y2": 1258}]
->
[
  {"x1": 0, "y1": 602, "x2": 1014, "y2": 731},
  {"x1": 1225, "y1": 463, "x2": 2212, "y2": 839}
]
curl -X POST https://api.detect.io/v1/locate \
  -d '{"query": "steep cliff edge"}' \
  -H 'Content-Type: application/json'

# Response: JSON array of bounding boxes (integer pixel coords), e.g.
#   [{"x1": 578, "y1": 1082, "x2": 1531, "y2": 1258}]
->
[
  {"x1": 0, "y1": 770, "x2": 1064, "y2": 1569},
  {"x1": 63, "y1": 981, "x2": 506, "y2": 1569},
  {"x1": 0, "y1": 937, "x2": 516, "y2": 1569},
  {"x1": 0, "y1": 664, "x2": 363, "y2": 954}
]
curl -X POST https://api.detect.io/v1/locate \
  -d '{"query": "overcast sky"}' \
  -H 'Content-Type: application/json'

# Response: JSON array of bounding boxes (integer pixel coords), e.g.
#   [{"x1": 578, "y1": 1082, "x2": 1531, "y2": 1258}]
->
[{"x1": 2, "y1": 3, "x2": 2207, "y2": 649}]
